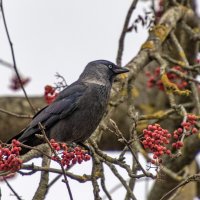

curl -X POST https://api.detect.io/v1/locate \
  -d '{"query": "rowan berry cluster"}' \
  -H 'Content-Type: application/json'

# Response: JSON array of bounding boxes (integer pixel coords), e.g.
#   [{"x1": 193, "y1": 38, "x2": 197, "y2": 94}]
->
[
  {"x1": 146, "y1": 66, "x2": 188, "y2": 91},
  {"x1": 9, "y1": 75, "x2": 30, "y2": 91},
  {"x1": 172, "y1": 114, "x2": 198, "y2": 149},
  {"x1": 44, "y1": 85, "x2": 58, "y2": 104},
  {"x1": 50, "y1": 139, "x2": 91, "y2": 167},
  {"x1": 0, "y1": 139, "x2": 22, "y2": 172},
  {"x1": 142, "y1": 124, "x2": 171, "y2": 164}
]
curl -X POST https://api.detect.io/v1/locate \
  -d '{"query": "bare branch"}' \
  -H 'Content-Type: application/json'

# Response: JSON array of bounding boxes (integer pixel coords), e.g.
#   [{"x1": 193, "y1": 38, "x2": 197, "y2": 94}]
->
[
  {"x1": 116, "y1": 0, "x2": 138, "y2": 66},
  {"x1": 38, "y1": 123, "x2": 74, "y2": 200},
  {"x1": 160, "y1": 174, "x2": 200, "y2": 200},
  {"x1": 0, "y1": 0, "x2": 36, "y2": 114},
  {"x1": 32, "y1": 147, "x2": 51, "y2": 200},
  {"x1": 0, "y1": 108, "x2": 32, "y2": 119},
  {"x1": 3, "y1": 178, "x2": 23, "y2": 200}
]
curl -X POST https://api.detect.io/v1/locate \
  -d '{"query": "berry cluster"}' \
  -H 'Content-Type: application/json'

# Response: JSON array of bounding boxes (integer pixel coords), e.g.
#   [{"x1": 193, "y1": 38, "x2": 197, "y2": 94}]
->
[
  {"x1": 172, "y1": 114, "x2": 198, "y2": 149},
  {"x1": 142, "y1": 124, "x2": 171, "y2": 164},
  {"x1": 44, "y1": 85, "x2": 58, "y2": 104},
  {"x1": 146, "y1": 66, "x2": 188, "y2": 91},
  {"x1": 0, "y1": 140, "x2": 22, "y2": 172},
  {"x1": 9, "y1": 75, "x2": 30, "y2": 91},
  {"x1": 50, "y1": 139, "x2": 91, "y2": 167}
]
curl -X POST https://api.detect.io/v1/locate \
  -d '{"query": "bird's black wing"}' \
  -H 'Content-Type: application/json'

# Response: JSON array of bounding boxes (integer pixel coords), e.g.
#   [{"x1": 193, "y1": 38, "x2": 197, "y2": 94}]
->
[{"x1": 18, "y1": 81, "x2": 87, "y2": 142}]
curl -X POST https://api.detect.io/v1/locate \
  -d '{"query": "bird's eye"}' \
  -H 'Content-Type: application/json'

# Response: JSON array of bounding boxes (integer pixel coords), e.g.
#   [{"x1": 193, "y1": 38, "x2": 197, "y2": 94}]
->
[{"x1": 108, "y1": 64, "x2": 113, "y2": 69}]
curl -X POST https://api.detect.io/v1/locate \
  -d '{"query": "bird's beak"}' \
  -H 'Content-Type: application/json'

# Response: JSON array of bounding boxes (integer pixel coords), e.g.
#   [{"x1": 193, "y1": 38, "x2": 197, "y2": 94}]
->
[{"x1": 113, "y1": 66, "x2": 129, "y2": 74}]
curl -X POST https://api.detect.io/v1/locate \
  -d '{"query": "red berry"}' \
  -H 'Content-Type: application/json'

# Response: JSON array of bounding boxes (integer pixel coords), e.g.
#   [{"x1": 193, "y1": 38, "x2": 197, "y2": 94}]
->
[
  {"x1": 166, "y1": 134, "x2": 171, "y2": 138},
  {"x1": 153, "y1": 154, "x2": 157, "y2": 159},
  {"x1": 147, "y1": 125, "x2": 153, "y2": 130},
  {"x1": 151, "y1": 160, "x2": 156, "y2": 164},
  {"x1": 72, "y1": 158, "x2": 77, "y2": 164},
  {"x1": 192, "y1": 128, "x2": 198, "y2": 134},
  {"x1": 187, "y1": 114, "x2": 197, "y2": 121},
  {"x1": 177, "y1": 141, "x2": 184, "y2": 147},
  {"x1": 172, "y1": 143, "x2": 177, "y2": 148},
  {"x1": 166, "y1": 150, "x2": 171, "y2": 155},
  {"x1": 177, "y1": 128, "x2": 183, "y2": 134},
  {"x1": 84, "y1": 155, "x2": 90, "y2": 161},
  {"x1": 173, "y1": 134, "x2": 178, "y2": 139},
  {"x1": 185, "y1": 126, "x2": 190, "y2": 131}
]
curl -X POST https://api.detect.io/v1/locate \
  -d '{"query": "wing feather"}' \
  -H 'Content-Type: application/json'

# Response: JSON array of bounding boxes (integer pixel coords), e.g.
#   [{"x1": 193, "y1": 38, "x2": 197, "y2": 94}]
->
[{"x1": 18, "y1": 81, "x2": 87, "y2": 141}]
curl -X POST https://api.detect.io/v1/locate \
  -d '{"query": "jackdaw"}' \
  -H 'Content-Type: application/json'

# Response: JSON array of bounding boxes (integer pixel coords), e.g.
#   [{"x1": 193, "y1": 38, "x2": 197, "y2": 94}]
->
[{"x1": 8, "y1": 60, "x2": 129, "y2": 152}]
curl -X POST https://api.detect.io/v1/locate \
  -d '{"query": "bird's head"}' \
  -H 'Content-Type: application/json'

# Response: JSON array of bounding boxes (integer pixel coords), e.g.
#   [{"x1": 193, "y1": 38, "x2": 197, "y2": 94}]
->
[{"x1": 79, "y1": 60, "x2": 129, "y2": 85}]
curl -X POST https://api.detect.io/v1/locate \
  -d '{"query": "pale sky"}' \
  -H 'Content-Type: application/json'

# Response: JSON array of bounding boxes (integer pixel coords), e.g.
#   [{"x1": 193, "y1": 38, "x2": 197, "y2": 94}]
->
[{"x1": 0, "y1": 0, "x2": 150, "y2": 96}]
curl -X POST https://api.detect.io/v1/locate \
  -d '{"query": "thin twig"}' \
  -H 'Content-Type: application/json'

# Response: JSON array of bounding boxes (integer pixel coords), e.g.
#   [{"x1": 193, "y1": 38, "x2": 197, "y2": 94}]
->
[
  {"x1": 125, "y1": 116, "x2": 138, "y2": 200},
  {"x1": 21, "y1": 163, "x2": 92, "y2": 182},
  {"x1": 162, "y1": 54, "x2": 195, "y2": 71},
  {"x1": 160, "y1": 174, "x2": 200, "y2": 200},
  {"x1": 118, "y1": 146, "x2": 128, "y2": 161},
  {"x1": 167, "y1": 187, "x2": 183, "y2": 200},
  {"x1": 55, "y1": 72, "x2": 68, "y2": 89},
  {"x1": 109, "y1": 119, "x2": 155, "y2": 179},
  {"x1": 168, "y1": 68, "x2": 200, "y2": 84},
  {"x1": 104, "y1": 160, "x2": 137, "y2": 200},
  {"x1": 181, "y1": 21, "x2": 200, "y2": 41},
  {"x1": 0, "y1": 108, "x2": 32, "y2": 118},
  {"x1": 3, "y1": 178, "x2": 22, "y2": 200},
  {"x1": 116, "y1": 0, "x2": 138, "y2": 66},
  {"x1": 47, "y1": 174, "x2": 62, "y2": 190},
  {"x1": 47, "y1": 165, "x2": 74, "y2": 191},
  {"x1": 38, "y1": 123, "x2": 73, "y2": 200},
  {"x1": 170, "y1": 31, "x2": 200, "y2": 114},
  {"x1": 0, "y1": 0, "x2": 36, "y2": 114},
  {"x1": 0, "y1": 59, "x2": 13, "y2": 68},
  {"x1": 100, "y1": 167, "x2": 112, "y2": 200},
  {"x1": 89, "y1": 138, "x2": 148, "y2": 179},
  {"x1": 179, "y1": 106, "x2": 188, "y2": 143},
  {"x1": 139, "y1": 102, "x2": 193, "y2": 121}
]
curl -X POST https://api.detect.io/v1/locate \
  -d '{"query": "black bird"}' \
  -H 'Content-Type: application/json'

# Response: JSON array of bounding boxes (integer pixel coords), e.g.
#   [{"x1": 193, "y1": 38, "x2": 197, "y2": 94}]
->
[{"x1": 8, "y1": 60, "x2": 129, "y2": 151}]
